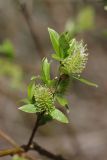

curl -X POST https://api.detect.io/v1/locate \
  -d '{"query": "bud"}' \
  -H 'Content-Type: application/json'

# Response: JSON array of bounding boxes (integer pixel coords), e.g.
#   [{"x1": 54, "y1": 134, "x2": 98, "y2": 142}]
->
[
  {"x1": 34, "y1": 85, "x2": 54, "y2": 113},
  {"x1": 61, "y1": 40, "x2": 88, "y2": 75}
]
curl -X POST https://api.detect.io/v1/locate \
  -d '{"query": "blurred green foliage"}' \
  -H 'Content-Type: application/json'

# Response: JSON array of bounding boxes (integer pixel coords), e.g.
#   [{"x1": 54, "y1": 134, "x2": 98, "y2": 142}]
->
[
  {"x1": 65, "y1": 6, "x2": 95, "y2": 37},
  {"x1": 102, "y1": 29, "x2": 107, "y2": 38},
  {"x1": 0, "y1": 40, "x2": 24, "y2": 89},
  {"x1": 0, "y1": 39, "x2": 14, "y2": 59},
  {"x1": 0, "y1": 59, "x2": 24, "y2": 89},
  {"x1": 12, "y1": 155, "x2": 28, "y2": 160}
]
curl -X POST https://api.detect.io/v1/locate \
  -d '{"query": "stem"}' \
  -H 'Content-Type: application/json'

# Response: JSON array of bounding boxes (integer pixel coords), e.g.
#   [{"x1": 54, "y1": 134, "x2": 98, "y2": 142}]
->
[
  {"x1": 25, "y1": 113, "x2": 42, "y2": 151},
  {"x1": 31, "y1": 142, "x2": 69, "y2": 160},
  {"x1": 0, "y1": 148, "x2": 24, "y2": 157},
  {"x1": 54, "y1": 74, "x2": 69, "y2": 96},
  {"x1": 0, "y1": 129, "x2": 19, "y2": 148}
]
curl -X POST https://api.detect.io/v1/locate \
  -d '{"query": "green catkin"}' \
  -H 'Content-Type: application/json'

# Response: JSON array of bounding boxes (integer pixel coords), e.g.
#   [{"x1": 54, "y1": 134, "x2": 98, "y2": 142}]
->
[
  {"x1": 34, "y1": 85, "x2": 54, "y2": 113},
  {"x1": 61, "y1": 40, "x2": 88, "y2": 75}
]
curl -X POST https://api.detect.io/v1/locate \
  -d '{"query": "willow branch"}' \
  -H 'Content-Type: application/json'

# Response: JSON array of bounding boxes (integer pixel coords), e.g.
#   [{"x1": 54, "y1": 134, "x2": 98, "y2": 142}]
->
[
  {"x1": 0, "y1": 129, "x2": 19, "y2": 148},
  {"x1": 30, "y1": 142, "x2": 69, "y2": 160},
  {"x1": 0, "y1": 147, "x2": 24, "y2": 157},
  {"x1": 0, "y1": 131, "x2": 67, "y2": 160},
  {"x1": 25, "y1": 114, "x2": 43, "y2": 151},
  {"x1": 18, "y1": 1, "x2": 46, "y2": 58}
]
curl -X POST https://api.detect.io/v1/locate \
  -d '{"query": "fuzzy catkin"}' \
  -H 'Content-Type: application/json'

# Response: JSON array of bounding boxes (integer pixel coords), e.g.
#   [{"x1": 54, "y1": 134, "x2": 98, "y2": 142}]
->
[
  {"x1": 61, "y1": 40, "x2": 88, "y2": 75},
  {"x1": 34, "y1": 85, "x2": 54, "y2": 113}
]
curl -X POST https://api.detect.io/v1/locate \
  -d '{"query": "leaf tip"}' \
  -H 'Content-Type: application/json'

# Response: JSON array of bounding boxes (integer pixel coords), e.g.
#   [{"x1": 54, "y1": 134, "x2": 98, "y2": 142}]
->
[{"x1": 18, "y1": 106, "x2": 23, "y2": 111}]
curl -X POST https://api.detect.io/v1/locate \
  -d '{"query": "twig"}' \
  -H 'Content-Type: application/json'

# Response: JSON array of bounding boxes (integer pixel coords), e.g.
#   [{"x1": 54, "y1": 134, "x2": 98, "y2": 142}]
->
[
  {"x1": 0, "y1": 129, "x2": 19, "y2": 148},
  {"x1": 0, "y1": 130, "x2": 35, "y2": 159},
  {"x1": 0, "y1": 141, "x2": 69, "y2": 160},
  {"x1": 18, "y1": 1, "x2": 46, "y2": 58},
  {"x1": 0, "y1": 147, "x2": 24, "y2": 157},
  {"x1": 0, "y1": 129, "x2": 69, "y2": 160},
  {"x1": 25, "y1": 113, "x2": 43, "y2": 151},
  {"x1": 30, "y1": 142, "x2": 69, "y2": 160}
]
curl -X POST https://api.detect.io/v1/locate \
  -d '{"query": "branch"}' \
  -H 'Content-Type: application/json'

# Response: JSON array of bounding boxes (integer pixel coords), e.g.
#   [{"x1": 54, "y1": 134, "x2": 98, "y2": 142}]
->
[
  {"x1": 25, "y1": 113, "x2": 43, "y2": 151},
  {"x1": 30, "y1": 142, "x2": 68, "y2": 160},
  {"x1": 18, "y1": 1, "x2": 46, "y2": 58},
  {"x1": 0, "y1": 148, "x2": 36, "y2": 160},
  {"x1": 0, "y1": 147, "x2": 24, "y2": 157},
  {"x1": 0, "y1": 129, "x2": 19, "y2": 148},
  {"x1": 0, "y1": 130, "x2": 35, "y2": 159}
]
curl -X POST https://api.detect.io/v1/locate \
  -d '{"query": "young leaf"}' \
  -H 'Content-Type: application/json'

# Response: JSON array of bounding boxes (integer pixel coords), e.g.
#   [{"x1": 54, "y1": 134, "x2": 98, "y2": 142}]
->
[
  {"x1": 59, "y1": 33, "x2": 70, "y2": 58},
  {"x1": 50, "y1": 108, "x2": 68, "y2": 123},
  {"x1": 39, "y1": 114, "x2": 53, "y2": 126},
  {"x1": 30, "y1": 75, "x2": 40, "y2": 81},
  {"x1": 48, "y1": 28, "x2": 60, "y2": 55},
  {"x1": 19, "y1": 104, "x2": 37, "y2": 113},
  {"x1": 41, "y1": 58, "x2": 51, "y2": 85},
  {"x1": 57, "y1": 74, "x2": 70, "y2": 94},
  {"x1": 52, "y1": 54, "x2": 61, "y2": 61},
  {"x1": 27, "y1": 81, "x2": 35, "y2": 101},
  {"x1": 56, "y1": 95, "x2": 68, "y2": 107},
  {"x1": 73, "y1": 76, "x2": 98, "y2": 88}
]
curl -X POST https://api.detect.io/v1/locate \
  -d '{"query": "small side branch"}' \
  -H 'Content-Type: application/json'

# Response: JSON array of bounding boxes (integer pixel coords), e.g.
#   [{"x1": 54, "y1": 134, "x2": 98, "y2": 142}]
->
[
  {"x1": 25, "y1": 115, "x2": 41, "y2": 151},
  {"x1": 18, "y1": 1, "x2": 46, "y2": 58},
  {"x1": 0, "y1": 148, "x2": 24, "y2": 157},
  {"x1": 0, "y1": 129, "x2": 19, "y2": 148},
  {"x1": 30, "y1": 142, "x2": 69, "y2": 160}
]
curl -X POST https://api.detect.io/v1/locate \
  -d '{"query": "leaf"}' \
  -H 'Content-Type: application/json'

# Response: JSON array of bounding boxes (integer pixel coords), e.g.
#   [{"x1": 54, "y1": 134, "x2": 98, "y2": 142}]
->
[
  {"x1": 50, "y1": 108, "x2": 68, "y2": 123},
  {"x1": 52, "y1": 54, "x2": 61, "y2": 61},
  {"x1": 30, "y1": 75, "x2": 40, "y2": 81},
  {"x1": 73, "y1": 76, "x2": 98, "y2": 88},
  {"x1": 48, "y1": 28, "x2": 60, "y2": 55},
  {"x1": 57, "y1": 74, "x2": 70, "y2": 94},
  {"x1": 19, "y1": 104, "x2": 37, "y2": 113},
  {"x1": 59, "y1": 33, "x2": 70, "y2": 58},
  {"x1": 27, "y1": 81, "x2": 35, "y2": 101},
  {"x1": 41, "y1": 58, "x2": 51, "y2": 85},
  {"x1": 39, "y1": 114, "x2": 53, "y2": 126},
  {"x1": 56, "y1": 95, "x2": 68, "y2": 107}
]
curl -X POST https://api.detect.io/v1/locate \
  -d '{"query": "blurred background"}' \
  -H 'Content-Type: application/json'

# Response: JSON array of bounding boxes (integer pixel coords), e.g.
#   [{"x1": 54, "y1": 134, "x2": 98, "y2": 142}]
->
[{"x1": 0, "y1": 0, "x2": 107, "y2": 160}]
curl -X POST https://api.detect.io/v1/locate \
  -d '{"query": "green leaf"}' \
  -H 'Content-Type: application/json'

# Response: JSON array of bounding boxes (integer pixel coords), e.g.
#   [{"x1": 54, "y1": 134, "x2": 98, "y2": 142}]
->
[
  {"x1": 56, "y1": 95, "x2": 68, "y2": 107},
  {"x1": 59, "y1": 32, "x2": 70, "y2": 58},
  {"x1": 27, "y1": 81, "x2": 35, "y2": 101},
  {"x1": 50, "y1": 108, "x2": 68, "y2": 123},
  {"x1": 39, "y1": 114, "x2": 53, "y2": 126},
  {"x1": 19, "y1": 104, "x2": 37, "y2": 113},
  {"x1": 73, "y1": 76, "x2": 98, "y2": 88},
  {"x1": 41, "y1": 58, "x2": 51, "y2": 85},
  {"x1": 52, "y1": 54, "x2": 61, "y2": 61},
  {"x1": 48, "y1": 28, "x2": 60, "y2": 55},
  {"x1": 30, "y1": 75, "x2": 40, "y2": 81},
  {"x1": 57, "y1": 74, "x2": 70, "y2": 94}
]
